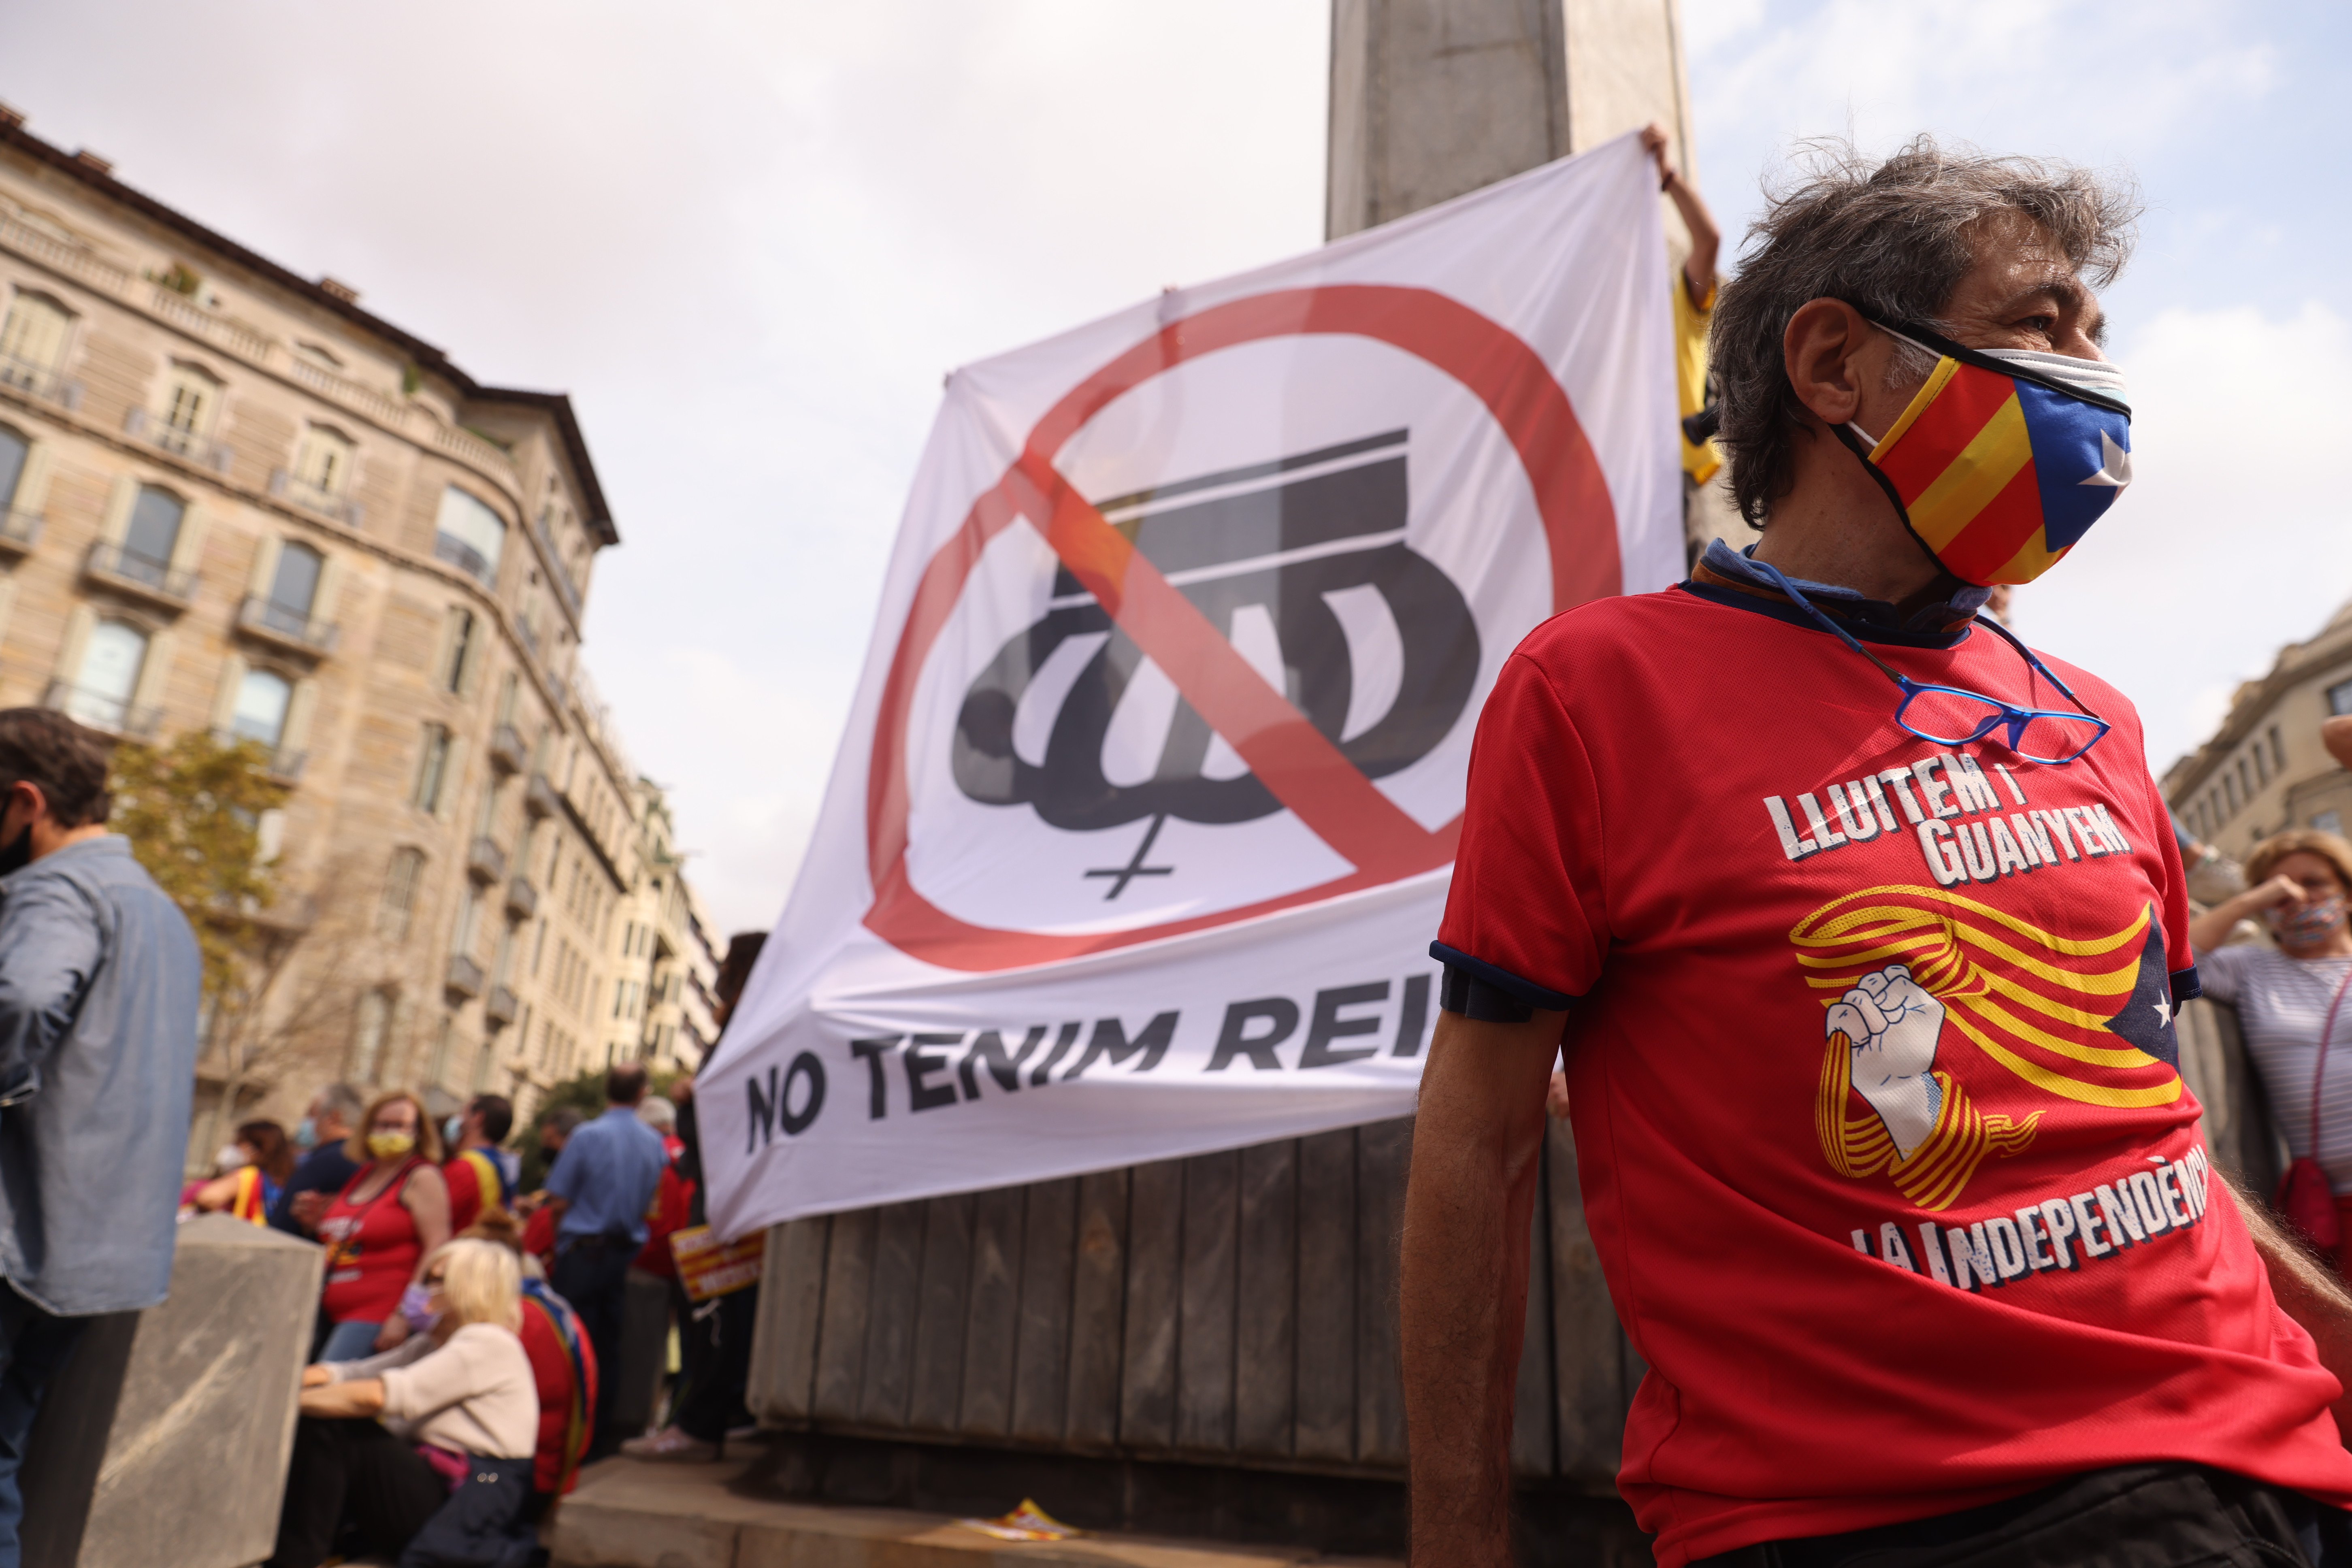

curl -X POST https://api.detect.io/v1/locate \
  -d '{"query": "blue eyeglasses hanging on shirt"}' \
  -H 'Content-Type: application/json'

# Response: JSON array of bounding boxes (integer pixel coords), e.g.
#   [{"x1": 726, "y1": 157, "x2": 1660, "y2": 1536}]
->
[{"x1": 1742, "y1": 558, "x2": 2111, "y2": 765}]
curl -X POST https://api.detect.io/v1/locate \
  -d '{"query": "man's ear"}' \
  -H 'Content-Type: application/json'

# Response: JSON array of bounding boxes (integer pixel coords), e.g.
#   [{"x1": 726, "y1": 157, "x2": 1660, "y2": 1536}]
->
[
  {"x1": 1782, "y1": 298, "x2": 1876, "y2": 429},
  {"x1": 2, "y1": 780, "x2": 44, "y2": 830}
]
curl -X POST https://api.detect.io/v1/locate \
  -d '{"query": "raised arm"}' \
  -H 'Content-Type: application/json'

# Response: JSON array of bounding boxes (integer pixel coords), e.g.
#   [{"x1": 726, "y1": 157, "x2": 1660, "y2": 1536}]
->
[
  {"x1": 1401, "y1": 1007, "x2": 1565, "y2": 1566},
  {"x1": 2188, "y1": 874, "x2": 2301, "y2": 955},
  {"x1": 1641, "y1": 122, "x2": 1720, "y2": 306}
]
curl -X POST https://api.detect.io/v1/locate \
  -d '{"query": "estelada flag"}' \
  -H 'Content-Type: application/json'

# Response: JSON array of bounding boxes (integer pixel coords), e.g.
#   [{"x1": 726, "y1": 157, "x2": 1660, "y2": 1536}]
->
[{"x1": 701, "y1": 134, "x2": 1683, "y2": 1236}]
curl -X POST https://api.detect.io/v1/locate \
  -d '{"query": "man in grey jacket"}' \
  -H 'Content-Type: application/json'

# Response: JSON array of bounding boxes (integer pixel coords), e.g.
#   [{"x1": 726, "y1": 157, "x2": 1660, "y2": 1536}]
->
[{"x1": 0, "y1": 709, "x2": 200, "y2": 1566}]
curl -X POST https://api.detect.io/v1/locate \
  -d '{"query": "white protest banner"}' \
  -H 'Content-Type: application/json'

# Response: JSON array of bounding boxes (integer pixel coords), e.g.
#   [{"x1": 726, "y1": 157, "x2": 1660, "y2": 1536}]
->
[{"x1": 702, "y1": 133, "x2": 1682, "y2": 1236}]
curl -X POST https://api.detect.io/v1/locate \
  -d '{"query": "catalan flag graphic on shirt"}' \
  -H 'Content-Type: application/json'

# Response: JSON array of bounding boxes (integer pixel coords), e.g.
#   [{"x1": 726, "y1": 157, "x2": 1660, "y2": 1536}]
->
[
  {"x1": 1864, "y1": 358, "x2": 2133, "y2": 588},
  {"x1": 1793, "y1": 885, "x2": 2182, "y2": 1210}
]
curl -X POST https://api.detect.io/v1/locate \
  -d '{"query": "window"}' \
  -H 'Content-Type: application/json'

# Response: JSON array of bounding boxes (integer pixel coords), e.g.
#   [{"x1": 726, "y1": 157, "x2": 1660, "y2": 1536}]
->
[
  {"x1": 379, "y1": 848, "x2": 425, "y2": 941},
  {"x1": 457, "y1": 891, "x2": 485, "y2": 956},
  {"x1": 265, "y1": 542, "x2": 323, "y2": 634},
  {"x1": 0, "y1": 426, "x2": 26, "y2": 512},
  {"x1": 121, "y1": 486, "x2": 185, "y2": 584},
  {"x1": 530, "y1": 917, "x2": 548, "y2": 977},
  {"x1": 412, "y1": 723, "x2": 453, "y2": 811},
  {"x1": 2254, "y1": 746, "x2": 2269, "y2": 787},
  {"x1": 428, "y1": 1020, "x2": 453, "y2": 1089},
  {"x1": 293, "y1": 424, "x2": 353, "y2": 494},
  {"x1": 496, "y1": 670, "x2": 519, "y2": 728},
  {"x1": 434, "y1": 487, "x2": 505, "y2": 586},
  {"x1": 443, "y1": 609, "x2": 475, "y2": 695},
  {"x1": 2333, "y1": 680, "x2": 2352, "y2": 719},
  {"x1": 230, "y1": 668, "x2": 292, "y2": 749},
  {"x1": 161, "y1": 362, "x2": 220, "y2": 438},
  {"x1": 70, "y1": 620, "x2": 149, "y2": 729},
  {"x1": 0, "y1": 291, "x2": 70, "y2": 381},
  {"x1": 2223, "y1": 773, "x2": 2239, "y2": 814},
  {"x1": 349, "y1": 990, "x2": 391, "y2": 1085},
  {"x1": 2272, "y1": 726, "x2": 2288, "y2": 773}
]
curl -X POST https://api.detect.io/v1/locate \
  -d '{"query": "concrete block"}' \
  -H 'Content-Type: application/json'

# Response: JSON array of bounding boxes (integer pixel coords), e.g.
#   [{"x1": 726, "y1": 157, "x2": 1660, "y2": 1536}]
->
[{"x1": 29, "y1": 1214, "x2": 323, "y2": 1568}]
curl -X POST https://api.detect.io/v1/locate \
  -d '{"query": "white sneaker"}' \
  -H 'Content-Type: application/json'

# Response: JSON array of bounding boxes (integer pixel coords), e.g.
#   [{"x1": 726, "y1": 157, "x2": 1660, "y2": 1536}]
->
[{"x1": 618, "y1": 1425, "x2": 719, "y2": 1462}]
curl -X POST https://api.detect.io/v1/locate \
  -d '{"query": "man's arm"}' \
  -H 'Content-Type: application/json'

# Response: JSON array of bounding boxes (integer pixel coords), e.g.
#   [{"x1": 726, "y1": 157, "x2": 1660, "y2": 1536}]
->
[
  {"x1": 0, "y1": 881, "x2": 102, "y2": 1104},
  {"x1": 1640, "y1": 122, "x2": 1720, "y2": 304},
  {"x1": 2231, "y1": 1178, "x2": 2352, "y2": 1441},
  {"x1": 1402, "y1": 1007, "x2": 1566, "y2": 1566}
]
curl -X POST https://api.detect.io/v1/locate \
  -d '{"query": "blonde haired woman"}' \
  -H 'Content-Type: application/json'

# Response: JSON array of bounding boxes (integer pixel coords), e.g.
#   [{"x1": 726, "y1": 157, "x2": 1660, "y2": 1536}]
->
[
  {"x1": 2191, "y1": 828, "x2": 2352, "y2": 1265},
  {"x1": 267, "y1": 1238, "x2": 539, "y2": 1568},
  {"x1": 313, "y1": 1091, "x2": 450, "y2": 1361}
]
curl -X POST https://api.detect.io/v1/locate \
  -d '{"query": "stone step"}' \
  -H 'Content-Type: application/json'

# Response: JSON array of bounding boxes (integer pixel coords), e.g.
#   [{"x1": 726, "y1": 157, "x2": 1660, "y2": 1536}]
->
[{"x1": 548, "y1": 1455, "x2": 1400, "y2": 1568}]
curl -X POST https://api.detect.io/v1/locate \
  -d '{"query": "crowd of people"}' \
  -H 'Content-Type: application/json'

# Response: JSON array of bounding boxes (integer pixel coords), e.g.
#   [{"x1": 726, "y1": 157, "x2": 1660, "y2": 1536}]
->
[{"x1": 230, "y1": 1038, "x2": 765, "y2": 1563}]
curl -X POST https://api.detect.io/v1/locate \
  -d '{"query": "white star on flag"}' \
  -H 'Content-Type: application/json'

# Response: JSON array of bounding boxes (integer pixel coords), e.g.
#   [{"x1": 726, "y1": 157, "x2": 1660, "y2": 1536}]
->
[
  {"x1": 2079, "y1": 429, "x2": 2133, "y2": 488},
  {"x1": 2152, "y1": 997, "x2": 2173, "y2": 1028}
]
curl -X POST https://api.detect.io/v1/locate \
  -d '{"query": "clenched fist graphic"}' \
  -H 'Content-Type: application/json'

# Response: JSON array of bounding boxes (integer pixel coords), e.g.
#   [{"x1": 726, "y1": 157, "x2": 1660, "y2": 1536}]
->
[{"x1": 1825, "y1": 964, "x2": 1946, "y2": 1160}]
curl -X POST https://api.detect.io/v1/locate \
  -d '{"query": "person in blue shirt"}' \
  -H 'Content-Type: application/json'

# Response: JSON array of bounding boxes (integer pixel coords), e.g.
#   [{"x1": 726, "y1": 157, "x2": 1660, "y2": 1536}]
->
[
  {"x1": 543, "y1": 1062, "x2": 665, "y2": 1458},
  {"x1": 0, "y1": 710, "x2": 201, "y2": 1567},
  {"x1": 270, "y1": 1083, "x2": 364, "y2": 1240}
]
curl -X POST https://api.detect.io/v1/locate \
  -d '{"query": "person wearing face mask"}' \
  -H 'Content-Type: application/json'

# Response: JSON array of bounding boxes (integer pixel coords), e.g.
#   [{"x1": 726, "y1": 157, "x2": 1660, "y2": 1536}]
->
[
  {"x1": 313, "y1": 1091, "x2": 450, "y2": 1362},
  {"x1": 1406, "y1": 138, "x2": 2352, "y2": 1568},
  {"x1": 270, "y1": 1082, "x2": 364, "y2": 1239},
  {"x1": 441, "y1": 1094, "x2": 518, "y2": 1235},
  {"x1": 2192, "y1": 832, "x2": 2352, "y2": 1272},
  {"x1": 266, "y1": 1238, "x2": 538, "y2": 1568},
  {"x1": 0, "y1": 709, "x2": 201, "y2": 1568}
]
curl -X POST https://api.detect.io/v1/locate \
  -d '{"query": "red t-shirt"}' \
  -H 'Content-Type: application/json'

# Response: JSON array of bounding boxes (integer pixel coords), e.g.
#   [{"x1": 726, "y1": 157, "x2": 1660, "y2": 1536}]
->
[
  {"x1": 1436, "y1": 582, "x2": 2352, "y2": 1566},
  {"x1": 317, "y1": 1159, "x2": 426, "y2": 1325}
]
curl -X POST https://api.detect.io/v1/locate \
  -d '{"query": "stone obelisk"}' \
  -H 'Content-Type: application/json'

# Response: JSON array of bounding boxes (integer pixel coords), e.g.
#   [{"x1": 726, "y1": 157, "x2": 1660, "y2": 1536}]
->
[{"x1": 1328, "y1": 0, "x2": 1742, "y2": 560}]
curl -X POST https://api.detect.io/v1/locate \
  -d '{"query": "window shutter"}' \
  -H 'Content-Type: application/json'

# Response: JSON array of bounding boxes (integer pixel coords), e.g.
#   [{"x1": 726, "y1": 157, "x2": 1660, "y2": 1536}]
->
[
  {"x1": 131, "y1": 628, "x2": 177, "y2": 717},
  {"x1": 97, "y1": 475, "x2": 136, "y2": 545},
  {"x1": 282, "y1": 677, "x2": 319, "y2": 757},
  {"x1": 312, "y1": 552, "x2": 346, "y2": 629},
  {"x1": 11, "y1": 440, "x2": 53, "y2": 520},
  {"x1": 245, "y1": 534, "x2": 281, "y2": 598},
  {"x1": 169, "y1": 501, "x2": 209, "y2": 578},
  {"x1": 209, "y1": 652, "x2": 248, "y2": 731},
  {"x1": 56, "y1": 604, "x2": 95, "y2": 692},
  {"x1": 437, "y1": 735, "x2": 469, "y2": 820}
]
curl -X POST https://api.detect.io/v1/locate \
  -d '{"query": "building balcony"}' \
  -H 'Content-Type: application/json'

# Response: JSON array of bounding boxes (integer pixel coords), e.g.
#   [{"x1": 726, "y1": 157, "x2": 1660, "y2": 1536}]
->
[
  {"x1": 267, "y1": 468, "x2": 366, "y2": 529},
  {"x1": 85, "y1": 541, "x2": 196, "y2": 609},
  {"x1": 504, "y1": 876, "x2": 538, "y2": 922},
  {"x1": 211, "y1": 728, "x2": 307, "y2": 785},
  {"x1": 485, "y1": 986, "x2": 519, "y2": 1029},
  {"x1": 0, "y1": 354, "x2": 81, "y2": 411},
  {"x1": 445, "y1": 953, "x2": 484, "y2": 1000},
  {"x1": 0, "y1": 508, "x2": 40, "y2": 558},
  {"x1": 486, "y1": 722, "x2": 527, "y2": 776},
  {"x1": 432, "y1": 530, "x2": 497, "y2": 588},
  {"x1": 236, "y1": 595, "x2": 339, "y2": 658},
  {"x1": 523, "y1": 773, "x2": 560, "y2": 820},
  {"x1": 45, "y1": 680, "x2": 160, "y2": 738},
  {"x1": 124, "y1": 407, "x2": 232, "y2": 473},
  {"x1": 465, "y1": 836, "x2": 507, "y2": 886}
]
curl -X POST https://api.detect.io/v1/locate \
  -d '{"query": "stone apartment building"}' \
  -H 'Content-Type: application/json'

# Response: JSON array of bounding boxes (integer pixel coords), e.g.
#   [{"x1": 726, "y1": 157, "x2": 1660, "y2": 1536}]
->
[
  {"x1": 604, "y1": 778, "x2": 722, "y2": 1078},
  {"x1": 0, "y1": 105, "x2": 707, "y2": 1154},
  {"x1": 2163, "y1": 596, "x2": 2352, "y2": 859}
]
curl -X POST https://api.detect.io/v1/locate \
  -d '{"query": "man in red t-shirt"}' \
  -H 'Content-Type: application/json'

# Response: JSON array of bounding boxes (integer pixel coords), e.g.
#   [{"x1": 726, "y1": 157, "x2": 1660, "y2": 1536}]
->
[{"x1": 1404, "y1": 140, "x2": 2352, "y2": 1568}]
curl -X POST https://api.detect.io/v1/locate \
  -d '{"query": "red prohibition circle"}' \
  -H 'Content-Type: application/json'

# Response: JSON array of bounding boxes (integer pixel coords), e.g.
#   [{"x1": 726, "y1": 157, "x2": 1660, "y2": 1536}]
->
[{"x1": 864, "y1": 284, "x2": 1619, "y2": 972}]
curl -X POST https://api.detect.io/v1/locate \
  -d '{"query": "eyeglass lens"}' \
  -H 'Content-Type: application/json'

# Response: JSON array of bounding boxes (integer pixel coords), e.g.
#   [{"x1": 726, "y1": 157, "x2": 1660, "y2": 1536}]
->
[{"x1": 1898, "y1": 688, "x2": 2103, "y2": 761}]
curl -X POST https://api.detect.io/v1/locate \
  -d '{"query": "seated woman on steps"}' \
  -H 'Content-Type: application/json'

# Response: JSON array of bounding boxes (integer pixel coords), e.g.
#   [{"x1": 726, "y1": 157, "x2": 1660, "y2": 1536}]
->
[{"x1": 266, "y1": 1238, "x2": 539, "y2": 1568}]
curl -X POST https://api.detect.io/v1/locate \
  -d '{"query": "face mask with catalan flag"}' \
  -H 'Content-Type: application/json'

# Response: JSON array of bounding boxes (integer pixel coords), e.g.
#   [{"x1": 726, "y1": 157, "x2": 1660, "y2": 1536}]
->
[{"x1": 1836, "y1": 322, "x2": 2131, "y2": 588}]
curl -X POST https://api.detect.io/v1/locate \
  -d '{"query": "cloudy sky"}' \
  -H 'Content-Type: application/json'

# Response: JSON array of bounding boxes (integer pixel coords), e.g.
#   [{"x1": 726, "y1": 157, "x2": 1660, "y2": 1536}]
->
[{"x1": 1, "y1": 1, "x2": 2341, "y2": 931}]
